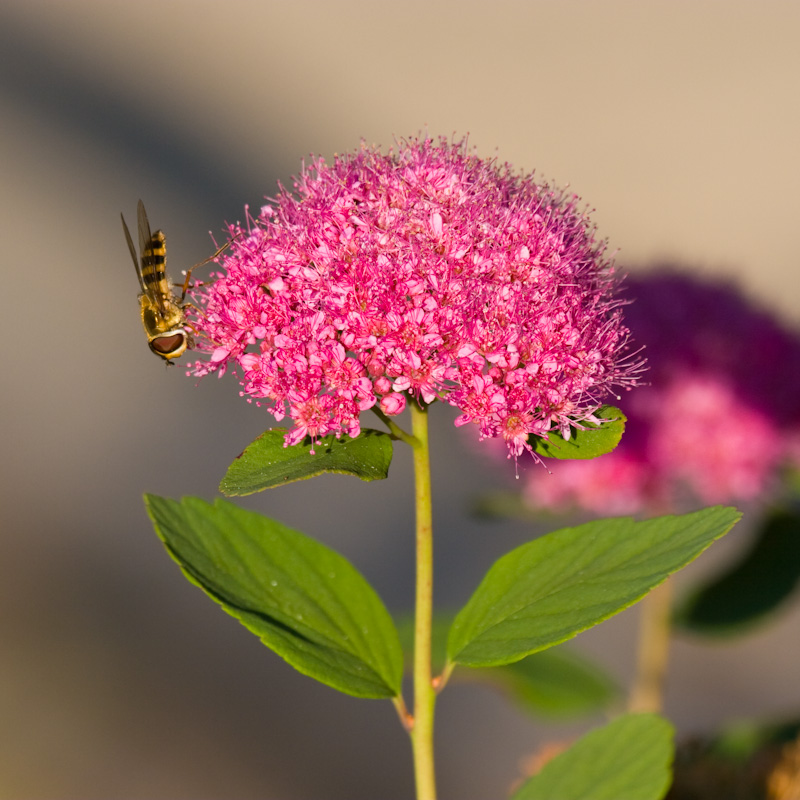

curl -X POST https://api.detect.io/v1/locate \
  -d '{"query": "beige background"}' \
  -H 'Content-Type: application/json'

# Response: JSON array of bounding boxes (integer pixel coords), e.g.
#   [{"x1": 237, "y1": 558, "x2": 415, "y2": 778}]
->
[{"x1": 1, "y1": 2, "x2": 799, "y2": 798}]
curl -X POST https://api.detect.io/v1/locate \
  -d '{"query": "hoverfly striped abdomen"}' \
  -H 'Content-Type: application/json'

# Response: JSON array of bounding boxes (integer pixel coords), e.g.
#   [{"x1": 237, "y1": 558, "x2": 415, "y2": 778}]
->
[{"x1": 140, "y1": 230, "x2": 169, "y2": 291}]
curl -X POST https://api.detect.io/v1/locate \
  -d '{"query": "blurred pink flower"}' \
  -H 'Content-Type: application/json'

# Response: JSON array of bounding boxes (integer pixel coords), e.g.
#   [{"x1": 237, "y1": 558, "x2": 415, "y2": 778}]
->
[
  {"x1": 187, "y1": 137, "x2": 639, "y2": 452},
  {"x1": 523, "y1": 272, "x2": 800, "y2": 514}
]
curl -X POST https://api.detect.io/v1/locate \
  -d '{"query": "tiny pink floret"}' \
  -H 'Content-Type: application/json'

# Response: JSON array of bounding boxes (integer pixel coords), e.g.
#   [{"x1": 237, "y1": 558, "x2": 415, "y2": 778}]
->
[
  {"x1": 186, "y1": 137, "x2": 638, "y2": 451},
  {"x1": 381, "y1": 393, "x2": 407, "y2": 416}
]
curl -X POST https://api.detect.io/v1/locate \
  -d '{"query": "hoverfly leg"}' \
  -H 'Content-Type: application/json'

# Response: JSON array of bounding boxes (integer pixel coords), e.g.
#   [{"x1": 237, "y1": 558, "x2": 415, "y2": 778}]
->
[
  {"x1": 179, "y1": 268, "x2": 195, "y2": 303},
  {"x1": 179, "y1": 232, "x2": 240, "y2": 302},
  {"x1": 180, "y1": 302, "x2": 208, "y2": 333}
]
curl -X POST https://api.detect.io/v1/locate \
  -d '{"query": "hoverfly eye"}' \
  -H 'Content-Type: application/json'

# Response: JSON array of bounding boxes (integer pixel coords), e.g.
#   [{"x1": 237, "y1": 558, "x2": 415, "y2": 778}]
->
[{"x1": 150, "y1": 333, "x2": 186, "y2": 356}]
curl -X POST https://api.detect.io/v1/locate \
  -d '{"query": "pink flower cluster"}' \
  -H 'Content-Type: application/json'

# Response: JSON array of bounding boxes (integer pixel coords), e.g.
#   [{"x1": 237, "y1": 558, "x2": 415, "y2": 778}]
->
[
  {"x1": 523, "y1": 271, "x2": 800, "y2": 514},
  {"x1": 187, "y1": 137, "x2": 638, "y2": 452}
]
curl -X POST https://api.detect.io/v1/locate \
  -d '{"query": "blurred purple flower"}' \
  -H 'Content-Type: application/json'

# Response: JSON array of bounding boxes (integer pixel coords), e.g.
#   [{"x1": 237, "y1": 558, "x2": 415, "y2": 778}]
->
[
  {"x1": 523, "y1": 271, "x2": 800, "y2": 514},
  {"x1": 187, "y1": 137, "x2": 639, "y2": 452}
]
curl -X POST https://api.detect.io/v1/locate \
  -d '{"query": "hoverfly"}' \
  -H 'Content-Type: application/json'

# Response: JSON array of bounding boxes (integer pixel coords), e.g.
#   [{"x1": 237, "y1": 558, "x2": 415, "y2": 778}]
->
[{"x1": 121, "y1": 199, "x2": 232, "y2": 362}]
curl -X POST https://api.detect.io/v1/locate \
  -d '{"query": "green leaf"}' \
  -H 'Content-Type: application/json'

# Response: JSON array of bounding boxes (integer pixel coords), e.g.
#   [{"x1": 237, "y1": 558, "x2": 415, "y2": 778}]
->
[
  {"x1": 675, "y1": 508, "x2": 800, "y2": 635},
  {"x1": 448, "y1": 507, "x2": 740, "y2": 667},
  {"x1": 511, "y1": 713, "x2": 674, "y2": 800},
  {"x1": 145, "y1": 495, "x2": 403, "y2": 699},
  {"x1": 531, "y1": 405, "x2": 626, "y2": 460},
  {"x1": 220, "y1": 428, "x2": 394, "y2": 495},
  {"x1": 477, "y1": 646, "x2": 617, "y2": 718}
]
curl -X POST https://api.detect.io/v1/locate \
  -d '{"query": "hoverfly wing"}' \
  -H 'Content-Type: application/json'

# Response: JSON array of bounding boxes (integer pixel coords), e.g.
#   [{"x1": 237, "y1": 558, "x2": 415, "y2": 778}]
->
[
  {"x1": 136, "y1": 199, "x2": 154, "y2": 266},
  {"x1": 121, "y1": 210, "x2": 146, "y2": 293}
]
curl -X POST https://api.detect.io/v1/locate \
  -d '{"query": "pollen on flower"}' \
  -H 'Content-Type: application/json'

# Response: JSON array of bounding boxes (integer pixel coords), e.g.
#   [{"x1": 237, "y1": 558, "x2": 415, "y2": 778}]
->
[{"x1": 186, "y1": 136, "x2": 640, "y2": 451}]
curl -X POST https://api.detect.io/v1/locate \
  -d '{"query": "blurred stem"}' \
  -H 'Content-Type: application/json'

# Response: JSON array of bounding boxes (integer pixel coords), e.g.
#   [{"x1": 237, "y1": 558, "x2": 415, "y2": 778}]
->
[
  {"x1": 410, "y1": 402, "x2": 437, "y2": 800},
  {"x1": 628, "y1": 578, "x2": 674, "y2": 713}
]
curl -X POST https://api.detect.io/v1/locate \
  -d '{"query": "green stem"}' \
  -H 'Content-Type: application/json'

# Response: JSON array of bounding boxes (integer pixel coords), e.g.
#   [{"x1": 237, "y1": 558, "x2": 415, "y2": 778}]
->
[
  {"x1": 410, "y1": 401, "x2": 437, "y2": 800},
  {"x1": 371, "y1": 406, "x2": 419, "y2": 448}
]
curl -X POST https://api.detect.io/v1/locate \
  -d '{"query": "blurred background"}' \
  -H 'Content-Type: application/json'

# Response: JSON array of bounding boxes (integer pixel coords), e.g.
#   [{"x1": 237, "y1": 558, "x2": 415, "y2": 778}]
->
[{"x1": 1, "y1": 1, "x2": 799, "y2": 797}]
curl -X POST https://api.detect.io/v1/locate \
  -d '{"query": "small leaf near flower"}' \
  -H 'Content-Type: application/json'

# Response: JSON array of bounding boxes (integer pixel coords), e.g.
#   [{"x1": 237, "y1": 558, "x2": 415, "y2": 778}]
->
[
  {"x1": 531, "y1": 405, "x2": 626, "y2": 460},
  {"x1": 146, "y1": 495, "x2": 404, "y2": 699},
  {"x1": 220, "y1": 428, "x2": 394, "y2": 495}
]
